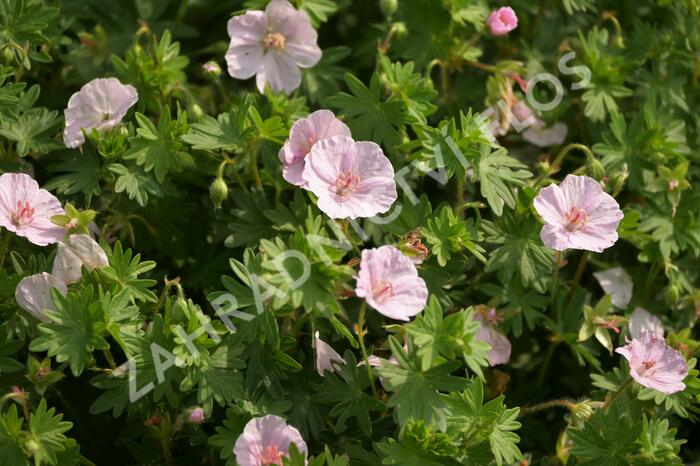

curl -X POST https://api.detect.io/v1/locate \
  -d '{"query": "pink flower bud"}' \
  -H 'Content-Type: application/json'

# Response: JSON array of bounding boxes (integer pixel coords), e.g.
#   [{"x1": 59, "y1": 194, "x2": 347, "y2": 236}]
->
[
  {"x1": 186, "y1": 407, "x2": 206, "y2": 424},
  {"x1": 487, "y1": 7, "x2": 518, "y2": 36}
]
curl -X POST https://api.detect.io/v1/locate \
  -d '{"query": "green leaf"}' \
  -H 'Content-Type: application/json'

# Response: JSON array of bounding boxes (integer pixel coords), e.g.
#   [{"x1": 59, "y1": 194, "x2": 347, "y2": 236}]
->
[
  {"x1": 313, "y1": 352, "x2": 384, "y2": 436},
  {"x1": 100, "y1": 241, "x2": 157, "y2": 303},
  {"x1": 181, "y1": 106, "x2": 253, "y2": 151},
  {"x1": 422, "y1": 204, "x2": 485, "y2": 266},
  {"x1": 27, "y1": 399, "x2": 73, "y2": 465},
  {"x1": 568, "y1": 403, "x2": 641, "y2": 466},
  {"x1": 326, "y1": 73, "x2": 405, "y2": 149},
  {"x1": 405, "y1": 297, "x2": 489, "y2": 377},
  {"x1": 124, "y1": 107, "x2": 190, "y2": 183},
  {"x1": 30, "y1": 287, "x2": 109, "y2": 376},
  {"x1": 108, "y1": 162, "x2": 163, "y2": 207},
  {"x1": 483, "y1": 213, "x2": 555, "y2": 293},
  {"x1": 636, "y1": 416, "x2": 684, "y2": 465},
  {"x1": 0, "y1": 405, "x2": 26, "y2": 466},
  {"x1": 377, "y1": 336, "x2": 468, "y2": 430},
  {"x1": 475, "y1": 146, "x2": 532, "y2": 216},
  {"x1": 445, "y1": 380, "x2": 522, "y2": 466}
]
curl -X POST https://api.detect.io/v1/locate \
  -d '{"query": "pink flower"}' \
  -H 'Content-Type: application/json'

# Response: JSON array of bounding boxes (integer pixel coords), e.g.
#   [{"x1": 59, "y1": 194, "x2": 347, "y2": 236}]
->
[
  {"x1": 628, "y1": 308, "x2": 664, "y2": 340},
  {"x1": 615, "y1": 331, "x2": 688, "y2": 394},
  {"x1": 0, "y1": 173, "x2": 65, "y2": 246},
  {"x1": 63, "y1": 78, "x2": 138, "y2": 148},
  {"x1": 534, "y1": 174, "x2": 623, "y2": 252},
  {"x1": 487, "y1": 7, "x2": 518, "y2": 36},
  {"x1": 302, "y1": 136, "x2": 397, "y2": 219},
  {"x1": 52, "y1": 234, "x2": 109, "y2": 285},
  {"x1": 279, "y1": 110, "x2": 351, "y2": 187},
  {"x1": 315, "y1": 331, "x2": 345, "y2": 376},
  {"x1": 14, "y1": 272, "x2": 67, "y2": 322},
  {"x1": 225, "y1": 0, "x2": 322, "y2": 94},
  {"x1": 474, "y1": 313, "x2": 511, "y2": 366},
  {"x1": 523, "y1": 122, "x2": 568, "y2": 147},
  {"x1": 355, "y1": 245, "x2": 428, "y2": 321},
  {"x1": 233, "y1": 415, "x2": 307, "y2": 466},
  {"x1": 593, "y1": 267, "x2": 633, "y2": 308}
]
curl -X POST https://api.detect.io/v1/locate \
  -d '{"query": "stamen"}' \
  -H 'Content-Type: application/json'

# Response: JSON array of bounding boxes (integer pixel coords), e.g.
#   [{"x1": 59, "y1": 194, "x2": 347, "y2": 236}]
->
[
  {"x1": 263, "y1": 32, "x2": 286, "y2": 52},
  {"x1": 333, "y1": 171, "x2": 360, "y2": 197},
  {"x1": 564, "y1": 206, "x2": 588, "y2": 231}
]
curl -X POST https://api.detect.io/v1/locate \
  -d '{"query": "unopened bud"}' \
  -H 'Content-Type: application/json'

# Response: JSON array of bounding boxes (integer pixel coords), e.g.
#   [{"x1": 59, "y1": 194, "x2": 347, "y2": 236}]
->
[
  {"x1": 186, "y1": 407, "x2": 205, "y2": 424},
  {"x1": 209, "y1": 177, "x2": 229, "y2": 209},
  {"x1": 392, "y1": 22, "x2": 408, "y2": 38},
  {"x1": 571, "y1": 400, "x2": 595, "y2": 422},
  {"x1": 665, "y1": 284, "x2": 680, "y2": 306},
  {"x1": 586, "y1": 157, "x2": 605, "y2": 181},
  {"x1": 380, "y1": 0, "x2": 398, "y2": 18},
  {"x1": 202, "y1": 61, "x2": 222, "y2": 78}
]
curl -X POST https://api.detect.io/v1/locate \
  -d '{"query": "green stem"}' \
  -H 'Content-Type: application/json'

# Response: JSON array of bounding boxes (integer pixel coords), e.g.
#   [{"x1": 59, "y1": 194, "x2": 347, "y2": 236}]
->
[
  {"x1": 551, "y1": 143, "x2": 595, "y2": 171},
  {"x1": 603, "y1": 377, "x2": 633, "y2": 410},
  {"x1": 0, "y1": 230, "x2": 12, "y2": 270},
  {"x1": 518, "y1": 398, "x2": 576, "y2": 418},
  {"x1": 357, "y1": 302, "x2": 379, "y2": 399},
  {"x1": 102, "y1": 349, "x2": 117, "y2": 370},
  {"x1": 249, "y1": 142, "x2": 263, "y2": 190},
  {"x1": 456, "y1": 177, "x2": 465, "y2": 218},
  {"x1": 536, "y1": 340, "x2": 559, "y2": 388},
  {"x1": 549, "y1": 251, "x2": 562, "y2": 306},
  {"x1": 567, "y1": 251, "x2": 590, "y2": 303}
]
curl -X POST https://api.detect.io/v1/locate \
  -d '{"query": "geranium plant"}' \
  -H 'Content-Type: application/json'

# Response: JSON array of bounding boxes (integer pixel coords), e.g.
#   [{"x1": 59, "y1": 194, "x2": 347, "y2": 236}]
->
[{"x1": 1, "y1": 0, "x2": 699, "y2": 465}]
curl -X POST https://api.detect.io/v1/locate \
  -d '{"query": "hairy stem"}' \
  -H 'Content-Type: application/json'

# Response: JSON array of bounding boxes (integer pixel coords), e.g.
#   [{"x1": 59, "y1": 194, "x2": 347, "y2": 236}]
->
[
  {"x1": 357, "y1": 302, "x2": 379, "y2": 399},
  {"x1": 567, "y1": 251, "x2": 590, "y2": 303},
  {"x1": 519, "y1": 398, "x2": 576, "y2": 417},
  {"x1": 603, "y1": 376, "x2": 633, "y2": 410},
  {"x1": 0, "y1": 231, "x2": 12, "y2": 270},
  {"x1": 551, "y1": 143, "x2": 595, "y2": 171}
]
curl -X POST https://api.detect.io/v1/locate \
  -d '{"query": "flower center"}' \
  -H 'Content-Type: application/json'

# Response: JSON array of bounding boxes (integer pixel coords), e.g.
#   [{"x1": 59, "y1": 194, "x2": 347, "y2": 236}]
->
[
  {"x1": 372, "y1": 279, "x2": 394, "y2": 304},
  {"x1": 564, "y1": 206, "x2": 588, "y2": 231},
  {"x1": 102, "y1": 112, "x2": 111, "y2": 122},
  {"x1": 640, "y1": 360, "x2": 656, "y2": 375},
  {"x1": 10, "y1": 200, "x2": 34, "y2": 227},
  {"x1": 260, "y1": 444, "x2": 284, "y2": 465},
  {"x1": 333, "y1": 171, "x2": 360, "y2": 197},
  {"x1": 263, "y1": 32, "x2": 286, "y2": 52}
]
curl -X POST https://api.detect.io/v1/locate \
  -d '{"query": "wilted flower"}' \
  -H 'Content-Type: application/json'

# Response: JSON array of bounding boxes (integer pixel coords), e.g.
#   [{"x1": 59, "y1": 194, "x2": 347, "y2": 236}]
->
[
  {"x1": 315, "y1": 331, "x2": 345, "y2": 376},
  {"x1": 0, "y1": 173, "x2": 65, "y2": 246},
  {"x1": 399, "y1": 230, "x2": 429, "y2": 265},
  {"x1": 593, "y1": 267, "x2": 633, "y2": 308},
  {"x1": 225, "y1": 0, "x2": 322, "y2": 94},
  {"x1": 63, "y1": 77, "x2": 138, "y2": 148},
  {"x1": 615, "y1": 331, "x2": 688, "y2": 394},
  {"x1": 534, "y1": 174, "x2": 623, "y2": 252},
  {"x1": 487, "y1": 7, "x2": 518, "y2": 36},
  {"x1": 52, "y1": 234, "x2": 109, "y2": 285},
  {"x1": 522, "y1": 122, "x2": 568, "y2": 147},
  {"x1": 279, "y1": 110, "x2": 351, "y2": 187},
  {"x1": 474, "y1": 312, "x2": 511, "y2": 366},
  {"x1": 302, "y1": 136, "x2": 397, "y2": 219},
  {"x1": 628, "y1": 307, "x2": 664, "y2": 340},
  {"x1": 233, "y1": 415, "x2": 307, "y2": 466},
  {"x1": 355, "y1": 245, "x2": 428, "y2": 321},
  {"x1": 14, "y1": 272, "x2": 67, "y2": 322}
]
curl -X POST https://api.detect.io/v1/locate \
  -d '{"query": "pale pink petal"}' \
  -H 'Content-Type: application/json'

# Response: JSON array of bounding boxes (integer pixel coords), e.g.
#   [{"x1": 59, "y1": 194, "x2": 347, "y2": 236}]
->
[
  {"x1": 0, "y1": 173, "x2": 65, "y2": 246},
  {"x1": 615, "y1": 331, "x2": 687, "y2": 395},
  {"x1": 593, "y1": 267, "x2": 633, "y2": 308},
  {"x1": 51, "y1": 243, "x2": 83, "y2": 285},
  {"x1": 51, "y1": 234, "x2": 108, "y2": 285},
  {"x1": 233, "y1": 415, "x2": 307, "y2": 466},
  {"x1": 15, "y1": 272, "x2": 67, "y2": 322},
  {"x1": 63, "y1": 78, "x2": 138, "y2": 148},
  {"x1": 474, "y1": 314, "x2": 511, "y2": 366},
  {"x1": 256, "y1": 51, "x2": 302, "y2": 94},
  {"x1": 355, "y1": 246, "x2": 428, "y2": 321},
  {"x1": 265, "y1": 0, "x2": 321, "y2": 67},
  {"x1": 522, "y1": 123, "x2": 568, "y2": 147},
  {"x1": 225, "y1": 11, "x2": 267, "y2": 80},
  {"x1": 280, "y1": 110, "x2": 351, "y2": 187},
  {"x1": 628, "y1": 308, "x2": 664, "y2": 340},
  {"x1": 303, "y1": 136, "x2": 397, "y2": 219},
  {"x1": 315, "y1": 331, "x2": 345, "y2": 376},
  {"x1": 533, "y1": 175, "x2": 622, "y2": 252}
]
